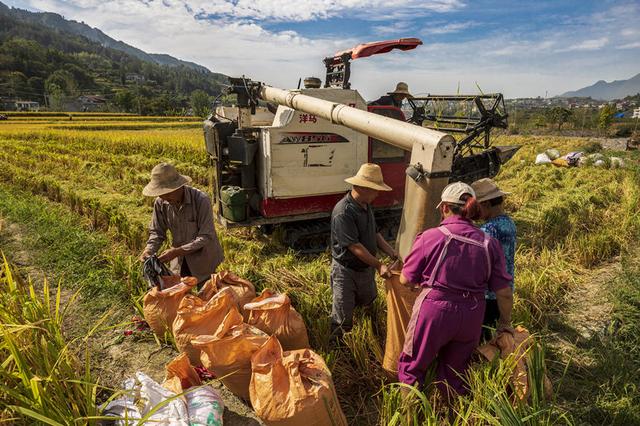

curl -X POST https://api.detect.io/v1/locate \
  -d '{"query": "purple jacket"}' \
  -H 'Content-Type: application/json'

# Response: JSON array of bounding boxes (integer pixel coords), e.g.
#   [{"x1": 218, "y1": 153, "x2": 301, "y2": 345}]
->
[{"x1": 402, "y1": 216, "x2": 512, "y2": 295}]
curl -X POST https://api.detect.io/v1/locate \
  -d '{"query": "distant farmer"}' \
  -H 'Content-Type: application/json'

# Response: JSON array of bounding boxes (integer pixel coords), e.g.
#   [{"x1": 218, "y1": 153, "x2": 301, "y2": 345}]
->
[
  {"x1": 368, "y1": 82, "x2": 413, "y2": 108},
  {"x1": 472, "y1": 178, "x2": 516, "y2": 341},
  {"x1": 330, "y1": 163, "x2": 398, "y2": 339},
  {"x1": 139, "y1": 163, "x2": 224, "y2": 286},
  {"x1": 397, "y1": 182, "x2": 513, "y2": 399}
]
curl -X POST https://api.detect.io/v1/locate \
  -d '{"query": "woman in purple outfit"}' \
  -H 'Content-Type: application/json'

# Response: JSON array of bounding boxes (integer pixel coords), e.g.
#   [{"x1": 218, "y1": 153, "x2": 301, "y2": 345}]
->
[{"x1": 397, "y1": 182, "x2": 514, "y2": 398}]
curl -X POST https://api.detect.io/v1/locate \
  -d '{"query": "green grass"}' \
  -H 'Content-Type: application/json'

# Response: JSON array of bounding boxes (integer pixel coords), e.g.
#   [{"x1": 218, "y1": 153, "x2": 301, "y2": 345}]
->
[
  {"x1": 553, "y1": 256, "x2": 640, "y2": 425},
  {"x1": 0, "y1": 186, "x2": 144, "y2": 312},
  {"x1": 0, "y1": 255, "x2": 107, "y2": 424}
]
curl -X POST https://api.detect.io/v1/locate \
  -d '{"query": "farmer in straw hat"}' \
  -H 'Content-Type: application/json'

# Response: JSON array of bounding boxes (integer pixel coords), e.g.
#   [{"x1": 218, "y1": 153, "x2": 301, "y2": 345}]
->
[
  {"x1": 397, "y1": 182, "x2": 513, "y2": 400},
  {"x1": 471, "y1": 178, "x2": 516, "y2": 341},
  {"x1": 139, "y1": 163, "x2": 224, "y2": 286},
  {"x1": 330, "y1": 163, "x2": 398, "y2": 340},
  {"x1": 369, "y1": 82, "x2": 413, "y2": 108}
]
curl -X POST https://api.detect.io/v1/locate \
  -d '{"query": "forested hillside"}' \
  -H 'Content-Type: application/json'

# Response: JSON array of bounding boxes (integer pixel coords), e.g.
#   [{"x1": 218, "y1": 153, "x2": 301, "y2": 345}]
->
[{"x1": 0, "y1": 2, "x2": 228, "y2": 114}]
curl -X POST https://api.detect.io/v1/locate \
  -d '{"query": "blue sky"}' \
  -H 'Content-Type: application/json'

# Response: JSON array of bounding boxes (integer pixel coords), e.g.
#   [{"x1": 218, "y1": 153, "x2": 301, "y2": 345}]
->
[{"x1": 5, "y1": 0, "x2": 640, "y2": 99}]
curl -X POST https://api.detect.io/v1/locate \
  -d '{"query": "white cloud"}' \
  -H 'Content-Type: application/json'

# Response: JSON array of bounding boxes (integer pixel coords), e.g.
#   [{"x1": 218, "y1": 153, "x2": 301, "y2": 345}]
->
[
  {"x1": 557, "y1": 37, "x2": 609, "y2": 52},
  {"x1": 186, "y1": 0, "x2": 465, "y2": 22},
  {"x1": 422, "y1": 21, "x2": 475, "y2": 35},
  {"x1": 616, "y1": 41, "x2": 640, "y2": 50},
  {"x1": 5, "y1": 0, "x2": 640, "y2": 99}
]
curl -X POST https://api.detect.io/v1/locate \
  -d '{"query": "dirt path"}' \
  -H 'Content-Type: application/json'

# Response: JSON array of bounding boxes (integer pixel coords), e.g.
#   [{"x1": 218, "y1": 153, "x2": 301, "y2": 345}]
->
[
  {"x1": 548, "y1": 258, "x2": 617, "y2": 354},
  {"x1": 0, "y1": 216, "x2": 262, "y2": 426},
  {"x1": 566, "y1": 260, "x2": 617, "y2": 340}
]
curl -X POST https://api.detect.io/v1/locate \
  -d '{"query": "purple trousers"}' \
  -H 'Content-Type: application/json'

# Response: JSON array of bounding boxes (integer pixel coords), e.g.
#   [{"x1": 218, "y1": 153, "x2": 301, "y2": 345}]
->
[{"x1": 397, "y1": 288, "x2": 485, "y2": 396}]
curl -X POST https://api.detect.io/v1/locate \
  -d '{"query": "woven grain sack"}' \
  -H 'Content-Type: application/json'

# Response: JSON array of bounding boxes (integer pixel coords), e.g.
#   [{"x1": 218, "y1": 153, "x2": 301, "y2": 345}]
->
[
  {"x1": 382, "y1": 273, "x2": 418, "y2": 376},
  {"x1": 244, "y1": 288, "x2": 310, "y2": 351},
  {"x1": 250, "y1": 336, "x2": 347, "y2": 426},
  {"x1": 173, "y1": 286, "x2": 237, "y2": 365},
  {"x1": 163, "y1": 353, "x2": 202, "y2": 394},
  {"x1": 192, "y1": 308, "x2": 268, "y2": 400},
  {"x1": 477, "y1": 326, "x2": 553, "y2": 402},
  {"x1": 143, "y1": 277, "x2": 197, "y2": 337},
  {"x1": 199, "y1": 271, "x2": 256, "y2": 320}
]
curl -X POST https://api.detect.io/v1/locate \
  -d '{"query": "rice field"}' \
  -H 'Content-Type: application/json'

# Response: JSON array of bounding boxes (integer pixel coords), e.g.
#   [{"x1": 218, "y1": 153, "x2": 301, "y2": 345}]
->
[{"x1": 1, "y1": 112, "x2": 639, "y2": 424}]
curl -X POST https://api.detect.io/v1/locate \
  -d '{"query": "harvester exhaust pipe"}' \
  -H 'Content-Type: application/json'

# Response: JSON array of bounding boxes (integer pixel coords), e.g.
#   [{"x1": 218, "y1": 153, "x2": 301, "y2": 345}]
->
[{"x1": 232, "y1": 78, "x2": 456, "y2": 258}]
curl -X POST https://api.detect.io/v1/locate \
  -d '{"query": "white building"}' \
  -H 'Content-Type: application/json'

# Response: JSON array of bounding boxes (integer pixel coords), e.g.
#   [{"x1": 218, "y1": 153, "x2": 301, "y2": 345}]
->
[
  {"x1": 633, "y1": 108, "x2": 640, "y2": 119},
  {"x1": 15, "y1": 100, "x2": 40, "y2": 111}
]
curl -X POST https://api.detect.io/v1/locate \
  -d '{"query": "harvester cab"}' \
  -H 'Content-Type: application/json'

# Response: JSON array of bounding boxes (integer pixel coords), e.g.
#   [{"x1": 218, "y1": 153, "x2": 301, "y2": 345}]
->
[{"x1": 204, "y1": 38, "x2": 517, "y2": 256}]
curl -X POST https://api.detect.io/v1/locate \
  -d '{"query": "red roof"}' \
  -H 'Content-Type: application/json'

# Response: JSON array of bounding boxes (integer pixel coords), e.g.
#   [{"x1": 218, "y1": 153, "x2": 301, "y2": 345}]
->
[{"x1": 333, "y1": 38, "x2": 423, "y2": 60}]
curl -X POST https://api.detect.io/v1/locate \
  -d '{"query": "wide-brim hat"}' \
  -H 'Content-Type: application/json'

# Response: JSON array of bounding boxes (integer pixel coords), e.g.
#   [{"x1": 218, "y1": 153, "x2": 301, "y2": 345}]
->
[
  {"x1": 471, "y1": 178, "x2": 510, "y2": 203},
  {"x1": 345, "y1": 163, "x2": 392, "y2": 192},
  {"x1": 387, "y1": 81, "x2": 413, "y2": 98},
  {"x1": 142, "y1": 162, "x2": 192, "y2": 197},
  {"x1": 436, "y1": 181, "x2": 475, "y2": 209}
]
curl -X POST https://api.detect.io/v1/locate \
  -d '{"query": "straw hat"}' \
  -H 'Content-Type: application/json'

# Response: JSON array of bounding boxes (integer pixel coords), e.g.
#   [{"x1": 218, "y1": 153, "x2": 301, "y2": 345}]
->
[
  {"x1": 471, "y1": 178, "x2": 510, "y2": 203},
  {"x1": 142, "y1": 163, "x2": 192, "y2": 197},
  {"x1": 387, "y1": 82, "x2": 413, "y2": 98},
  {"x1": 436, "y1": 181, "x2": 475, "y2": 209},
  {"x1": 345, "y1": 163, "x2": 392, "y2": 192}
]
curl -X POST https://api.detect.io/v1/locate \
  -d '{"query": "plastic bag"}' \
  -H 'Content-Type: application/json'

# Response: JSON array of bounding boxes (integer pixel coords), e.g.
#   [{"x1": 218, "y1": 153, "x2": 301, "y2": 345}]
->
[
  {"x1": 100, "y1": 372, "x2": 189, "y2": 425},
  {"x1": 562, "y1": 151, "x2": 583, "y2": 167},
  {"x1": 382, "y1": 273, "x2": 418, "y2": 376},
  {"x1": 143, "y1": 277, "x2": 198, "y2": 337},
  {"x1": 192, "y1": 309, "x2": 268, "y2": 400},
  {"x1": 142, "y1": 255, "x2": 175, "y2": 289},
  {"x1": 244, "y1": 289, "x2": 310, "y2": 351},
  {"x1": 164, "y1": 353, "x2": 225, "y2": 426},
  {"x1": 535, "y1": 153, "x2": 551, "y2": 165},
  {"x1": 249, "y1": 336, "x2": 348, "y2": 426},
  {"x1": 173, "y1": 287, "x2": 238, "y2": 365},
  {"x1": 545, "y1": 149, "x2": 560, "y2": 160},
  {"x1": 199, "y1": 271, "x2": 256, "y2": 320}
]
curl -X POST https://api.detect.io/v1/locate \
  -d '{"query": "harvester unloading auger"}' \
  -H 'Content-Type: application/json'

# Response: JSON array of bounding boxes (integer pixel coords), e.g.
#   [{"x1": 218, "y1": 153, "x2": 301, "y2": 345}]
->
[{"x1": 204, "y1": 38, "x2": 518, "y2": 256}]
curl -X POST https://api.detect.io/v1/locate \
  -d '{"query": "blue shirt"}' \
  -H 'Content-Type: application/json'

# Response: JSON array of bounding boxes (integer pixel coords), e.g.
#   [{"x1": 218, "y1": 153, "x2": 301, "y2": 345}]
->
[{"x1": 480, "y1": 214, "x2": 516, "y2": 299}]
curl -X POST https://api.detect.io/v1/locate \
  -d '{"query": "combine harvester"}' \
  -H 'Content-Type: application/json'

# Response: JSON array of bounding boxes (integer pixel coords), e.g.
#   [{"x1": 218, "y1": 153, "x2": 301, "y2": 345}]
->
[{"x1": 204, "y1": 38, "x2": 517, "y2": 255}]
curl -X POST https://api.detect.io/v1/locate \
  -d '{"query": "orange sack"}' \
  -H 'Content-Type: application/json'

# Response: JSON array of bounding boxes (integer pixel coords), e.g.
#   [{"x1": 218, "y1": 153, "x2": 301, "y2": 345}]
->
[
  {"x1": 163, "y1": 352, "x2": 202, "y2": 395},
  {"x1": 143, "y1": 276, "x2": 197, "y2": 337},
  {"x1": 249, "y1": 336, "x2": 348, "y2": 426},
  {"x1": 199, "y1": 271, "x2": 256, "y2": 319},
  {"x1": 173, "y1": 287, "x2": 238, "y2": 365},
  {"x1": 382, "y1": 273, "x2": 418, "y2": 376},
  {"x1": 476, "y1": 326, "x2": 553, "y2": 402},
  {"x1": 244, "y1": 289, "x2": 310, "y2": 351},
  {"x1": 192, "y1": 308, "x2": 268, "y2": 400}
]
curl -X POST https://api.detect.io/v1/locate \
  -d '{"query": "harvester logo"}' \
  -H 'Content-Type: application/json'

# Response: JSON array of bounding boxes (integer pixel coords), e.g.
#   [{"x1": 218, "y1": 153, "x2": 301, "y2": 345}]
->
[{"x1": 280, "y1": 132, "x2": 348, "y2": 144}]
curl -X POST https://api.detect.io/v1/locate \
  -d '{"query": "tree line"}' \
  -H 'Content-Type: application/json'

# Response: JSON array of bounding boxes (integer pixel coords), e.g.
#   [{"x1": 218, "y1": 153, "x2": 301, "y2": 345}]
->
[{"x1": 0, "y1": 9, "x2": 227, "y2": 115}]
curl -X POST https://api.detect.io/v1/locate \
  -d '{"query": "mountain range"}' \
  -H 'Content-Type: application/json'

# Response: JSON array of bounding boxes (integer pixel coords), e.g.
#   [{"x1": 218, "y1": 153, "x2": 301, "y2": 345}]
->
[
  {"x1": 559, "y1": 73, "x2": 640, "y2": 100},
  {"x1": 5, "y1": 3, "x2": 211, "y2": 74},
  {"x1": 0, "y1": 1, "x2": 228, "y2": 114}
]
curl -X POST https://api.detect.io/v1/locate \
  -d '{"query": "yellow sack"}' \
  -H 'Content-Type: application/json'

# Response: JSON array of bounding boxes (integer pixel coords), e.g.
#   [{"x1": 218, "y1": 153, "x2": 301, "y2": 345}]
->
[
  {"x1": 143, "y1": 276, "x2": 197, "y2": 337},
  {"x1": 382, "y1": 273, "x2": 418, "y2": 376},
  {"x1": 250, "y1": 336, "x2": 348, "y2": 426},
  {"x1": 244, "y1": 289, "x2": 310, "y2": 351},
  {"x1": 192, "y1": 309, "x2": 268, "y2": 400},
  {"x1": 199, "y1": 271, "x2": 256, "y2": 319},
  {"x1": 173, "y1": 287, "x2": 238, "y2": 365}
]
